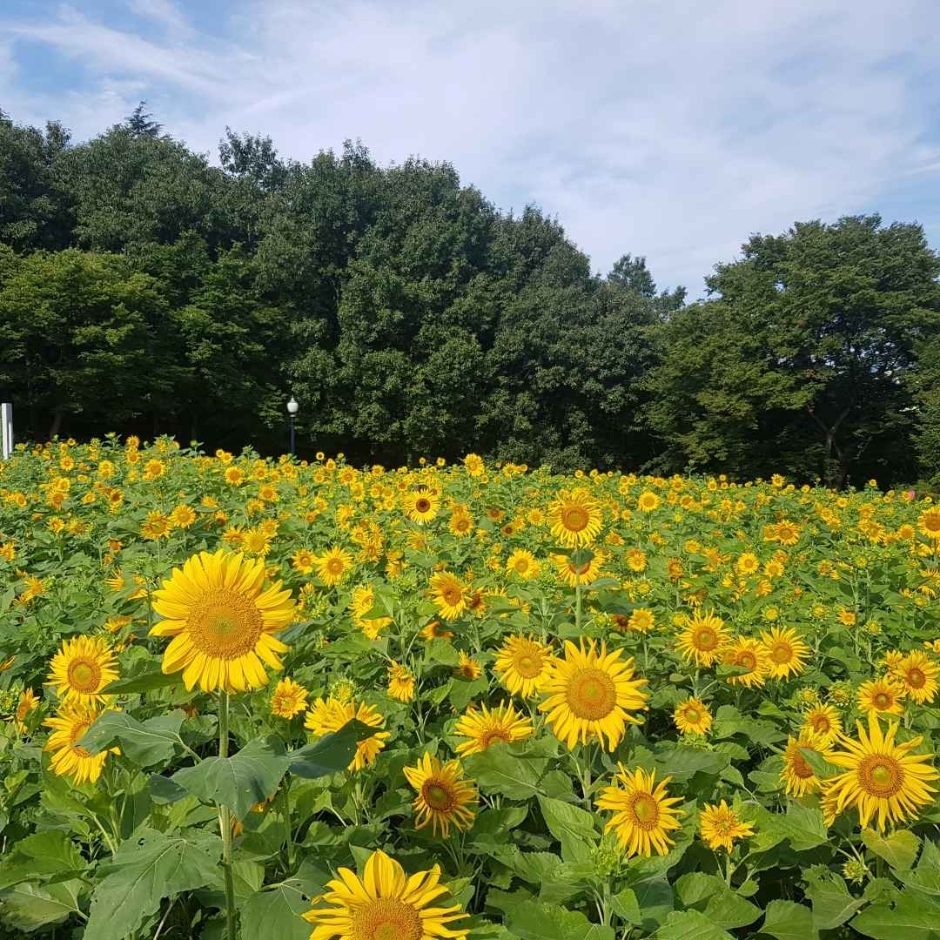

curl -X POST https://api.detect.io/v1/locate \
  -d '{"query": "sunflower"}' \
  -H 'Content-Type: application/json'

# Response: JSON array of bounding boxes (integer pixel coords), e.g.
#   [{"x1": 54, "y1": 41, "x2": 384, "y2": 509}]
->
[
  {"x1": 801, "y1": 704, "x2": 842, "y2": 745},
  {"x1": 315, "y1": 547, "x2": 354, "y2": 587},
  {"x1": 44, "y1": 702, "x2": 117, "y2": 785},
  {"x1": 505, "y1": 549, "x2": 540, "y2": 580},
  {"x1": 722, "y1": 637, "x2": 770, "y2": 689},
  {"x1": 595, "y1": 765, "x2": 684, "y2": 857},
  {"x1": 291, "y1": 548, "x2": 316, "y2": 575},
  {"x1": 453, "y1": 652, "x2": 482, "y2": 680},
  {"x1": 453, "y1": 702, "x2": 534, "y2": 757},
  {"x1": 547, "y1": 488, "x2": 603, "y2": 547},
  {"x1": 539, "y1": 640, "x2": 648, "y2": 751},
  {"x1": 270, "y1": 677, "x2": 309, "y2": 719},
  {"x1": 150, "y1": 549, "x2": 295, "y2": 693},
  {"x1": 304, "y1": 696, "x2": 390, "y2": 771},
  {"x1": 303, "y1": 849, "x2": 469, "y2": 940},
  {"x1": 494, "y1": 635, "x2": 555, "y2": 698},
  {"x1": 47, "y1": 635, "x2": 119, "y2": 704},
  {"x1": 760, "y1": 626, "x2": 810, "y2": 679},
  {"x1": 675, "y1": 611, "x2": 730, "y2": 667},
  {"x1": 627, "y1": 608, "x2": 655, "y2": 634},
  {"x1": 448, "y1": 511, "x2": 474, "y2": 537},
  {"x1": 917, "y1": 506, "x2": 940, "y2": 540},
  {"x1": 780, "y1": 733, "x2": 835, "y2": 797},
  {"x1": 673, "y1": 697, "x2": 713, "y2": 735},
  {"x1": 637, "y1": 491, "x2": 660, "y2": 512},
  {"x1": 429, "y1": 572, "x2": 468, "y2": 621},
  {"x1": 698, "y1": 800, "x2": 755, "y2": 852},
  {"x1": 406, "y1": 489, "x2": 440, "y2": 524},
  {"x1": 857, "y1": 677, "x2": 906, "y2": 717},
  {"x1": 822, "y1": 714, "x2": 939, "y2": 831},
  {"x1": 403, "y1": 753, "x2": 478, "y2": 837},
  {"x1": 388, "y1": 662, "x2": 416, "y2": 702},
  {"x1": 891, "y1": 651, "x2": 939, "y2": 704},
  {"x1": 15, "y1": 688, "x2": 39, "y2": 733},
  {"x1": 421, "y1": 620, "x2": 454, "y2": 642},
  {"x1": 552, "y1": 549, "x2": 607, "y2": 587}
]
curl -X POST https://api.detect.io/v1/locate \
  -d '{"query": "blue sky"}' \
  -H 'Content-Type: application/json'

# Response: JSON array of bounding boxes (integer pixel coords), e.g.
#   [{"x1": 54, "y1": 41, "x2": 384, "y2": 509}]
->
[{"x1": 3, "y1": 0, "x2": 940, "y2": 295}]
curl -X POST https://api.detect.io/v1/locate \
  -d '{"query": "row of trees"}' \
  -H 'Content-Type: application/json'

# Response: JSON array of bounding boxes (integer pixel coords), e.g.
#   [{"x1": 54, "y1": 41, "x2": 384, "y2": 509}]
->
[{"x1": 1, "y1": 105, "x2": 939, "y2": 486}]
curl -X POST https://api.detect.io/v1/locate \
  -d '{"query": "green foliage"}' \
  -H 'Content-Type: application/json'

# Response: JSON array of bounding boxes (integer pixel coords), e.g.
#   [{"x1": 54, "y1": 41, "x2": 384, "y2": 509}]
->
[{"x1": 1, "y1": 106, "x2": 940, "y2": 483}]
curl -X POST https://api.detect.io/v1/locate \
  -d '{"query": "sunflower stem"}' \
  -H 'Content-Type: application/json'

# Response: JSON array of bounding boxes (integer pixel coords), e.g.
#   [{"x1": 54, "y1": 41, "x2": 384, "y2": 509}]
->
[
  {"x1": 575, "y1": 583, "x2": 582, "y2": 633},
  {"x1": 218, "y1": 691, "x2": 237, "y2": 940}
]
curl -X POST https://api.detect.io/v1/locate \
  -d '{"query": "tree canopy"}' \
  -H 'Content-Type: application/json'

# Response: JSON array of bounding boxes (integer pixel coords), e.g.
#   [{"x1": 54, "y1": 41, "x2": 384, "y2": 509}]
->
[{"x1": 0, "y1": 104, "x2": 938, "y2": 485}]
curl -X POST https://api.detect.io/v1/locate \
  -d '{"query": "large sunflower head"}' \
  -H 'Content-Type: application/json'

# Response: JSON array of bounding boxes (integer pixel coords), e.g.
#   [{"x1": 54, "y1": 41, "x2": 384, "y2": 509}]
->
[
  {"x1": 403, "y1": 753, "x2": 478, "y2": 838},
  {"x1": 150, "y1": 549, "x2": 295, "y2": 693},
  {"x1": 453, "y1": 701, "x2": 534, "y2": 757},
  {"x1": 387, "y1": 662, "x2": 416, "y2": 703},
  {"x1": 801, "y1": 704, "x2": 842, "y2": 746},
  {"x1": 406, "y1": 489, "x2": 440, "y2": 524},
  {"x1": 698, "y1": 800, "x2": 754, "y2": 852},
  {"x1": 857, "y1": 677, "x2": 906, "y2": 717},
  {"x1": 781, "y1": 732, "x2": 835, "y2": 797},
  {"x1": 891, "y1": 651, "x2": 940, "y2": 705},
  {"x1": 722, "y1": 637, "x2": 770, "y2": 689},
  {"x1": 547, "y1": 488, "x2": 603, "y2": 548},
  {"x1": 595, "y1": 765, "x2": 684, "y2": 857},
  {"x1": 44, "y1": 701, "x2": 118, "y2": 785},
  {"x1": 429, "y1": 571, "x2": 468, "y2": 621},
  {"x1": 918, "y1": 506, "x2": 940, "y2": 540},
  {"x1": 314, "y1": 546, "x2": 354, "y2": 587},
  {"x1": 539, "y1": 640, "x2": 649, "y2": 751},
  {"x1": 47, "y1": 635, "x2": 119, "y2": 704},
  {"x1": 760, "y1": 626, "x2": 810, "y2": 679},
  {"x1": 673, "y1": 697, "x2": 713, "y2": 736},
  {"x1": 304, "y1": 696, "x2": 390, "y2": 772},
  {"x1": 303, "y1": 849, "x2": 469, "y2": 940},
  {"x1": 551, "y1": 549, "x2": 607, "y2": 587},
  {"x1": 270, "y1": 677, "x2": 308, "y2": 719},
  {"x1": 494, "y1": 635, "x2": 555, "y2": 698},
  {"x1": 675, "y1": 611, "x2": 730, "y2": 667},
  {"x1": 823, "y1": 713, "x2": 939, "y2": 831}
]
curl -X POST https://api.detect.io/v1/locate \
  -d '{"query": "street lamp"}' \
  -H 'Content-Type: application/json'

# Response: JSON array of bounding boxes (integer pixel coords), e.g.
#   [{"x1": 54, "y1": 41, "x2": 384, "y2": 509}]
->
[{"x1": 287, "y1": 396, "x2": 299, "y2": 456}]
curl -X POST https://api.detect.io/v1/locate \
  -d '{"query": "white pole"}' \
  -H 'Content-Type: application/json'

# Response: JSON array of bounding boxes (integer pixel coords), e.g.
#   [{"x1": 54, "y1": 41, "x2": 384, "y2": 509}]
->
[{"x1": 1, "y1": 403, "x2": 12, "y2": 459}]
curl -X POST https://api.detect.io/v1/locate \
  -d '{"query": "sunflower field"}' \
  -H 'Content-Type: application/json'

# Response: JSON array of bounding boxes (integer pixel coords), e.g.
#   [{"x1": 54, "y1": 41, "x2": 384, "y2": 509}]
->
[{"x1": 2, "y1": 437, "x2": 940, "y2": 940}]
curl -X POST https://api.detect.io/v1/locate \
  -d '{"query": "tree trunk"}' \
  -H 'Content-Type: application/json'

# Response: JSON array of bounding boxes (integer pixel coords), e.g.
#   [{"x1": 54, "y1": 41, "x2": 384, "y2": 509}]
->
[{"x1": 49, "y1": 406, "x2": 64, "y2": 439}]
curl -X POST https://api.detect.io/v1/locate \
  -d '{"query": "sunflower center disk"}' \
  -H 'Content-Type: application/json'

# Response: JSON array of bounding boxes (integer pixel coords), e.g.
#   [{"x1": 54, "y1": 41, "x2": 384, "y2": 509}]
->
[
  {"x1": 561, "y1": 506, "x2": 589, "y2": 532},
  {"x1": 514, "y1": 653, "x2": 541, "y2": 678},
  {"x1": 874, "y1": 694, "x2": 891, "y2": 709},
  {"x1": 858, "y1": 755, "x2": 904, "y2": 797},
  {"x1": 67, "y1": 658, "x2": 101, "y2": 692},
  {"x1": 771, "y1": 644, "x2": 792, "y2": 664},
  {"x1": 738, "y1": 653, "x2": 756, "y2": 671},
  {"x1": 68, "y1": 719, "x2": 94, "y2": 759},
  {"x1": 480, "y1": 729, "x2": 511, "y2": 748},
  {"x1": 630, "y1": 793, "x2": 661, "y2": 829},
  {"x1": 908, "y1": 668, "x2": 925, "y2": 688},
  {"x1": 188, "y1": 589, "x2": 264, "y2": 659},
  {"x1": 415, "y1": 498, "x2": 430, "y2": 513},
  {"x1": 696, "y1": 629, "x2": 717, "y2": 650},
  {"x1": 567, "y1": 668, "x2": 617, "y2": 720},
  {"x1": 424, "y1": 782, "x2": 455, "y2": 812},
  {"x1": 352, "y1": 898, "x2": 423, "y2": 940},
  {"x1": 684, "y1": 708, "x2": 700, "y2": 724}
]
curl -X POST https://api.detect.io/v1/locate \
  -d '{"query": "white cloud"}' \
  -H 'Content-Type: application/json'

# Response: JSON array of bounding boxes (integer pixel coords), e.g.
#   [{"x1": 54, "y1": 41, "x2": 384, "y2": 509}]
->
[
  {"x1": 3, "y1": 0, "x2": 940, "y2": 293},
  {"x1": 126, "y1": 0, "x2": 192, "y2": 36}
]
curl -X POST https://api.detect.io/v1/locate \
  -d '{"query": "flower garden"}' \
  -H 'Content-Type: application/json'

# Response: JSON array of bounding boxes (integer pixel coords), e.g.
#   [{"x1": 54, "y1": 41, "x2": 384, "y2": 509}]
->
[{"x1": 1, "y1": 437, "x2": 940, "y2": 939}]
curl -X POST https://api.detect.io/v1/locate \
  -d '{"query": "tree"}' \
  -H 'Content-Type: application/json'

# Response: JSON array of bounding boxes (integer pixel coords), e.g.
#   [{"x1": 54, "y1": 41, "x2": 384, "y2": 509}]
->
[
  {"x1": 125, "y1": 102, "x2": 163, "y2": 139},
  {"x1": 0, "y1": 250, "x2": 171, "y2": 438},
  {"x1": 646, "y1": 216, "x2": 940, "y2": 485},
  {"x1": 0, "y1": 111, "x2": 73, "y2": 250}
]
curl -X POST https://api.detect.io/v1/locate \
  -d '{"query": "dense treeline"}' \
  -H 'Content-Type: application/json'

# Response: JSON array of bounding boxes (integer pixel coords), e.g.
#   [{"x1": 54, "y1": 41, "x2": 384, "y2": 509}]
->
[{"x1": 1, "y1": 104, "x2": 939, "y2": 486}]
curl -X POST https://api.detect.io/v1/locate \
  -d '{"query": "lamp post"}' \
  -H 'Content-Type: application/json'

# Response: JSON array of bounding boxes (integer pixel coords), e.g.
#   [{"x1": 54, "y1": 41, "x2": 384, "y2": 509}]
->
[{"x1": 287, "y1": 396, "x2": 299, "y2": 456}]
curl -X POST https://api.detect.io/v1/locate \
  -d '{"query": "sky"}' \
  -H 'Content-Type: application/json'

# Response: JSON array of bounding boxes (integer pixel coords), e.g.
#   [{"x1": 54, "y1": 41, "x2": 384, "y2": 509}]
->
[{"x1": 2, "y1": 0, "x2": 940, "y2": 295}]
